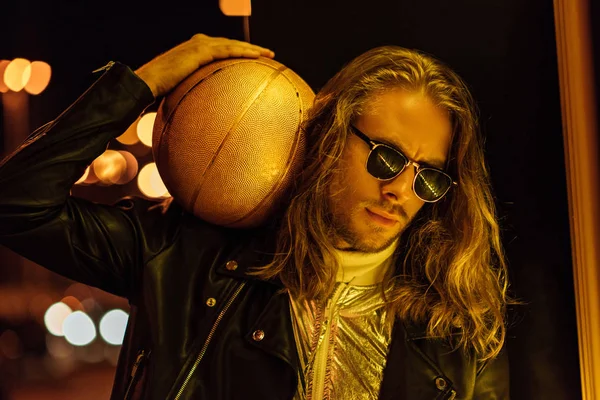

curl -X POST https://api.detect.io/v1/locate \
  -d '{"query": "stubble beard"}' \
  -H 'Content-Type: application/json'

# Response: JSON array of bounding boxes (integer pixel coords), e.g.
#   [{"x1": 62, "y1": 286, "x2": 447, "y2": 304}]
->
[{"x1": 330, "y1": 203, "x2": 406, "y2": 253}]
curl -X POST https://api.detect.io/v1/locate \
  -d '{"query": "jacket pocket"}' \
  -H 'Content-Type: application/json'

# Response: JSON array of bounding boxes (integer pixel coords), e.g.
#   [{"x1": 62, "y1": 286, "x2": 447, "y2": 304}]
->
[{"x1": 124, "y1": 349, "x2": 151, "y2": 400}]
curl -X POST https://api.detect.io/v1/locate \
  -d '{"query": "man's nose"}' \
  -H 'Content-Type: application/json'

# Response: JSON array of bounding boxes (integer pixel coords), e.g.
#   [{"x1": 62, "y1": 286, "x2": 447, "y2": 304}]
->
[{"x1": 380, "y1": 165, "x2": 416, "y2": 202}]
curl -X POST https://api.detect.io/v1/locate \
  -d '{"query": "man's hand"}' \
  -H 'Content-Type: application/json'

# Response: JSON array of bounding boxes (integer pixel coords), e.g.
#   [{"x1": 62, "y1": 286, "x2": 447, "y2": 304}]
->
[{"x1": 134, "y1": 34, "x2": 275, "y2": 98}]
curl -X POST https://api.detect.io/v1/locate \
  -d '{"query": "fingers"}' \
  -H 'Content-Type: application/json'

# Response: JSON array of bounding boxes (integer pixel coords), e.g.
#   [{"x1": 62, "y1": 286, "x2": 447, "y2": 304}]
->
[
  {"x1": 191, "y1": 34, "x2": 275, "y2": 59},
  {"x1": 224, "y1": 39, "x2": 274, "y2": 57},
  {"x1": 210, "y1": 45, "x2": 274, "y2": 61}
]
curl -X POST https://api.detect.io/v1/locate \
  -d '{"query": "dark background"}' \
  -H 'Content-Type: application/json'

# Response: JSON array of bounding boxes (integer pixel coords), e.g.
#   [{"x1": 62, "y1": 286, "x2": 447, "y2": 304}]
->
[{"x1": 1, "y1": 0, "x2": 593, "y2": 398}]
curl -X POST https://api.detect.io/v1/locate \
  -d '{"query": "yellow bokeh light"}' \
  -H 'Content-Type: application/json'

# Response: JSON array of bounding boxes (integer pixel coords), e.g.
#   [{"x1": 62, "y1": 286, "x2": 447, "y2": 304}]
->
[
  {"x1": 116, "y1": 151, "x2": 139, "y2": 185},
  {"x1": 92, "y1": 150, "x2": 127, "y2": 184},
  {"x1": 137, "y1": 112, "x2": 157, "y2": 147},
  {"x1": 24, "y1": 61, "x2": 51, "y2": 95},
  {"x1": 137, "y1": 163, "x2": 169, "y2": 198},
  {"x1": 219, "y1": 0, "x2": 252, "y2": 16},
  {"x1": 117, "y1": 117, "x2": 141, "y2": 145},
  {"x1": 0, "y1": 60, "x2": 10, "y2": 93},
  {"x1": 76, "y1": 166, "x2": 91, "y2": 185},
  {"x1": 4, "y1": 58, "x2": 31, "y2": 92}
]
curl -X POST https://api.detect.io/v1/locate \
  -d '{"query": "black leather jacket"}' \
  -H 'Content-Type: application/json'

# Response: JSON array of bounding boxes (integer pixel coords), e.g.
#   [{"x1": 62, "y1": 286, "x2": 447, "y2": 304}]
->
[{"x1": 0, "y1": 62, "x2": 509, "y2": 399}]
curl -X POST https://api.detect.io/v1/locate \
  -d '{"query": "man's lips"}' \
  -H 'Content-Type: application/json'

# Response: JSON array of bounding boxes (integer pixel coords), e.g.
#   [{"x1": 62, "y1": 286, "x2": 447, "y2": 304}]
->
[
  {"x1": 366, "y1": 208, "x2": 400, "y2": 226},
  {"x1": 367, "y1": 208, "x2": 400, "y2": 222}
]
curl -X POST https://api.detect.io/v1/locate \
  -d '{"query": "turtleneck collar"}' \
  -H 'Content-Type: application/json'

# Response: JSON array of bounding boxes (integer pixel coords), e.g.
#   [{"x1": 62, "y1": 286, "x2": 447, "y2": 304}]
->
[{"x1": 332, "y1": 240, "x2": 398, "y2": 286}]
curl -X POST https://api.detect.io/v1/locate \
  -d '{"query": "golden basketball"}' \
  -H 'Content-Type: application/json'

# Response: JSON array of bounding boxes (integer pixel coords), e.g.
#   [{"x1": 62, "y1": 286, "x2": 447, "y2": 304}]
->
[{"x1": 152, "y1": 57, "x2": 314, "y2": 228}]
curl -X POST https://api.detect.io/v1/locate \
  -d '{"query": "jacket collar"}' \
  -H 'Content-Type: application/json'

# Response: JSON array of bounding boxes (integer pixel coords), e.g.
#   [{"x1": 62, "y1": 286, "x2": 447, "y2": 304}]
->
[{"x1": 214, "y1": 225, "x2": 284, "y2": 287}]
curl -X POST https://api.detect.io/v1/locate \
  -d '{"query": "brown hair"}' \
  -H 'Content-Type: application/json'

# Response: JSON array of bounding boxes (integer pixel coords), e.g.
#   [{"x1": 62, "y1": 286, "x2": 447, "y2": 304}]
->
[{"x1": 252, "y1": 46, "x2": 510, "y2": 362}]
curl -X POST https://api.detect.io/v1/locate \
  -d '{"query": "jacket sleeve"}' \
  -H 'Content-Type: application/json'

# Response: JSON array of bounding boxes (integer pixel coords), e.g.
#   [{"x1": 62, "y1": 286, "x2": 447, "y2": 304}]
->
[
  {"x1": 473, "y1": 347, "x2": 510, "y2": 399},
  {"x1": 0, "y1": 61, "x2": 158, "y2": 298}
]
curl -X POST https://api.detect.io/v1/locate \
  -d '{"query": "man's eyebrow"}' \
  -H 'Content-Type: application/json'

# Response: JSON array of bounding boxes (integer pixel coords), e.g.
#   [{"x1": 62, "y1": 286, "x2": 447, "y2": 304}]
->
[{"x1": 375, "y1": 136, "x2": 446, "y2": 170}]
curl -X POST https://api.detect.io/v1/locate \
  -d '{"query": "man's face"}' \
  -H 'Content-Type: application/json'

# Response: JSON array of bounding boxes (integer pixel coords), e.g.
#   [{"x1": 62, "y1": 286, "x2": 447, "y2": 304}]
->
[{"x1": 327, "y1": 88, "x2": 453, "y2": 253}]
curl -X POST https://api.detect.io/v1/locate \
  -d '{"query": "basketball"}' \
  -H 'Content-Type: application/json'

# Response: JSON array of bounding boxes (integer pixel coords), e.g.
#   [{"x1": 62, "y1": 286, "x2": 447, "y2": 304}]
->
[{"x1": 152, "y1": 57, "x2": 315, "y2": 228}]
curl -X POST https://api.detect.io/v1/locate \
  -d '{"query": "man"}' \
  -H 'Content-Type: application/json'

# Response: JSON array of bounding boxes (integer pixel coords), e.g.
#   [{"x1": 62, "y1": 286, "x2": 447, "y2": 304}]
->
[{"x1": 0, "y1": 34, "x2": 509, "y2": 399}]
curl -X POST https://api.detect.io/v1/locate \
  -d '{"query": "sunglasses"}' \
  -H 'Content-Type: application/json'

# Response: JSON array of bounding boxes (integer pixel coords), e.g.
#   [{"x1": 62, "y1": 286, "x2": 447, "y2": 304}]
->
[{"x1": 349, "y1": 125, "x2": 457, "y2": 203}]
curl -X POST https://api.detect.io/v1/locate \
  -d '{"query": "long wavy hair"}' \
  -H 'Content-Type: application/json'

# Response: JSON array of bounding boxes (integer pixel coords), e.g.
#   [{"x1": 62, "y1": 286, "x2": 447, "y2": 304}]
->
[{"x1": 252, "y1": 46, "x2": 509, "y2": 362}]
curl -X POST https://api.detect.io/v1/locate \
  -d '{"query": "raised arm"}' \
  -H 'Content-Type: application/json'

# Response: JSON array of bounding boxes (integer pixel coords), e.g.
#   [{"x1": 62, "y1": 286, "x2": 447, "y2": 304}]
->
[{"x1": 0, "y1": 34, "x2": 274, "y2": 298}]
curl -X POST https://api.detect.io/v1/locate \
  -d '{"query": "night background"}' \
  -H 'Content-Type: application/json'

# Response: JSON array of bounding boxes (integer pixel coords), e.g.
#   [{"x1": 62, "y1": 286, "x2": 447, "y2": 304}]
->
[{"x1": 0, "y1": 0, "x2": 597, "y2": 398}]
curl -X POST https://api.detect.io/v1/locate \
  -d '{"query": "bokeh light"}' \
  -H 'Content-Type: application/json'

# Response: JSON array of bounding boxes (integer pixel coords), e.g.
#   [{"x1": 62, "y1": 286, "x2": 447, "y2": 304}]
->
[
  {"x1": 137, "y1": 112, "x2": 157, "y2": 147},
  {"x1": 116, "y1": 150, "x2": 139, "y2": 184},
  {"x1": 46, "y1": 334, "x2": 74, "y2": 359},
  {"x1": 99, "y1": 309, "x2": 129, "y2": 345},
  {"x1": 219, "y1": 0, "x2": 252, "y2": 16},
  {"x1": 137, "y1": 162, "x2": 169, "y2": 198},
  {"x1": 63, "y1": 311, "x2": 96, "y2": 346},
  {"x1": 60, "y1": 296, "x2": 83, "y2": 312},
  {"x1": 92, "y1": 150, "x2": 127, "y2": 184},
  {"x1": 4, "y1": 58, "x2": 31, "y2": 92},
  {"x1": 0, "y1": 60, "x2": 10, "y2": 93},
  {"x1": 117, "y1": 118, "x2": 141, "y2": 145},
  {"x1": 44, "y1": 302, "x2": 73, "y2": 337},
  {"x1": 24, "y1": 61, "x2": 51, "y2": 95}
]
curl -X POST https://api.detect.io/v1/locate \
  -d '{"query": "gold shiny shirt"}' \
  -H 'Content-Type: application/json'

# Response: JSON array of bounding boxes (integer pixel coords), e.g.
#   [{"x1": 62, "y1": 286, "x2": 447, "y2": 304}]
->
[{"x1": 290, "y1": 244, "x2": 397, "y2": 400}]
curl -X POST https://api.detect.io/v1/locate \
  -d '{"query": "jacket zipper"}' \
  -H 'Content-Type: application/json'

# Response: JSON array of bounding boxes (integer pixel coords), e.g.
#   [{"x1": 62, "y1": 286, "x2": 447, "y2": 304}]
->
[
  {"x1": 309, "y1": 283, "x2": 346, "y2": 400},
  {"x1": 92, "y1": 61, "x2": 115, "y2": 74},
  {"x1": 124, "y1": 349, "x2": 151, "y2": 400},
  {"x1": 173, "y1": 282, "x2": 247, "y2": 400}
]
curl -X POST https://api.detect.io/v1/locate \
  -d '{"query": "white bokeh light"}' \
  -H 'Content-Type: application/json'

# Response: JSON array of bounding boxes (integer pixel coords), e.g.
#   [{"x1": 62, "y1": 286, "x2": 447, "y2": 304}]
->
[
  {"x1": 137, "y1": 112, "x2": 157, "y2": 147},
  {"x1": 99, "y1": 309, "x2": 129, "y2": 345},
  {"x1": 44, "y1": 302, "x2": 73, "y2": 336},
  {"x1": 63, "y1": 311, "x2": 96, "y2": 346},
  {"x1": 137, "y1": 163, "x2": 169, "y2": 198}
]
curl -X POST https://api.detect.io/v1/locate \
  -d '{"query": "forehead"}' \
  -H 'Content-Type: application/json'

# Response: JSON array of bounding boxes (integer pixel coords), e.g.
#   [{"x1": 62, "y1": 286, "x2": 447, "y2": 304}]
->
[{"x1": 357, "y1": 89, "x2": 453, "y2": 168}]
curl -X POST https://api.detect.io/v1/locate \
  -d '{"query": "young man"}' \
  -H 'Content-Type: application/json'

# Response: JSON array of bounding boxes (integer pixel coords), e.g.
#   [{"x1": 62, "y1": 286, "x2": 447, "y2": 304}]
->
[{"x1": 0, "y1": 34, "x2": 509, "y2": 399}]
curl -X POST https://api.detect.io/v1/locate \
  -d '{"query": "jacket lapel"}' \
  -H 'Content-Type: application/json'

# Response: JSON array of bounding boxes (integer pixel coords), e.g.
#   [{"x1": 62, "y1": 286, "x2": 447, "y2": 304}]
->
[
  {"x1": 379, "y1": 320, "x2": 457, "y2": 400},
  {"x1": 245, "y1": 290, "x2": 300, "y2": 372}
]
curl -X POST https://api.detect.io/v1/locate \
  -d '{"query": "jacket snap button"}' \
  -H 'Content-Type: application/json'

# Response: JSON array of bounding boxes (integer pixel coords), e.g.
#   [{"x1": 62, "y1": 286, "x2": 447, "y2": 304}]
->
[
  {"x1": 206, "y1": 298, "x2": 216, "y2": 307},
  {"x1": 435, "y1": 376, "x2": 448, "y2": 390},
  {"x1": 225, "y1": 260, "x2": 238, "y2": 271},
  {"x1": 252, "y1": 330, "x2": 265, "y2": 341}
]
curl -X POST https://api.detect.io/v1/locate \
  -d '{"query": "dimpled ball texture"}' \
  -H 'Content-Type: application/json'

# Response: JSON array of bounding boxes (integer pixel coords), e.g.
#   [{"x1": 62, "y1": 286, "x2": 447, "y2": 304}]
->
[{"x1": 152, "y1": 57, "x2": 315, "y2": 228}]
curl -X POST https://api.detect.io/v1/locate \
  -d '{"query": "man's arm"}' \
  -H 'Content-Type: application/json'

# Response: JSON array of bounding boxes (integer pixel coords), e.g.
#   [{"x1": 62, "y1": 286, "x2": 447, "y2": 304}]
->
[
  {"x1": 0, "y1": 34, "x2": 275, "y2": 298},
  {"x1": 0, "y1": 62, "x2": 156, "y2": 297}
]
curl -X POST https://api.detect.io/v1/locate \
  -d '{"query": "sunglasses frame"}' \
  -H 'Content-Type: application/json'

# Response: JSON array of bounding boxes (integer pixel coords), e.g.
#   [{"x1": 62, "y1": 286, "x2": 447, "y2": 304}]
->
[{"x1": 349, "y1": 125, "x2": 457, "y2": 203}]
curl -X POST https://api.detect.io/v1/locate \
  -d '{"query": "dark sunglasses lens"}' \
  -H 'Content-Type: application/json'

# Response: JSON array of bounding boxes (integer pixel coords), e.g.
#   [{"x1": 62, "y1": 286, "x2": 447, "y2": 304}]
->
[
  {"x1": 367, "y1": 146, "x2": 407, "y2": 180},
  {"x1": 414, "y1": 169, "x2": 452, "y2": 202}
]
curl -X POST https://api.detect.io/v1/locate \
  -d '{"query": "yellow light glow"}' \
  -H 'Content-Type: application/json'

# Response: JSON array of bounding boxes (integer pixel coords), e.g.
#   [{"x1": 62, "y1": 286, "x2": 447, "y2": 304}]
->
[
  {"x1": 117, "y1": 117, "x2": 141, "y2": 145},
  {"x1": 0, "y1": 60, "x2": 10, "y2": 93},
  {"x1": 76, "y1": 166, "x2": 91, "y2": 184},
  {"x1": 4, "y1": 58, "x2": 31, "y2": 92},
  {"x1": 116, "y1": 151, "x2": 139, "y2": 184},
  {"x1": 137, "y1": 112, "x2": 157, "y2": 147},
  {"x1": 219, "y1": 0, "x2": 252, "y2": 16},
  {"x1": 137, "y1": 163, "x2": 169, "y2": 198},
  {"x1": 24, "y1": 61, "x2": 51, "y2": 95},
  {"x1": 92, "y1": 150, "x2": 127, "y2": 184}
]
